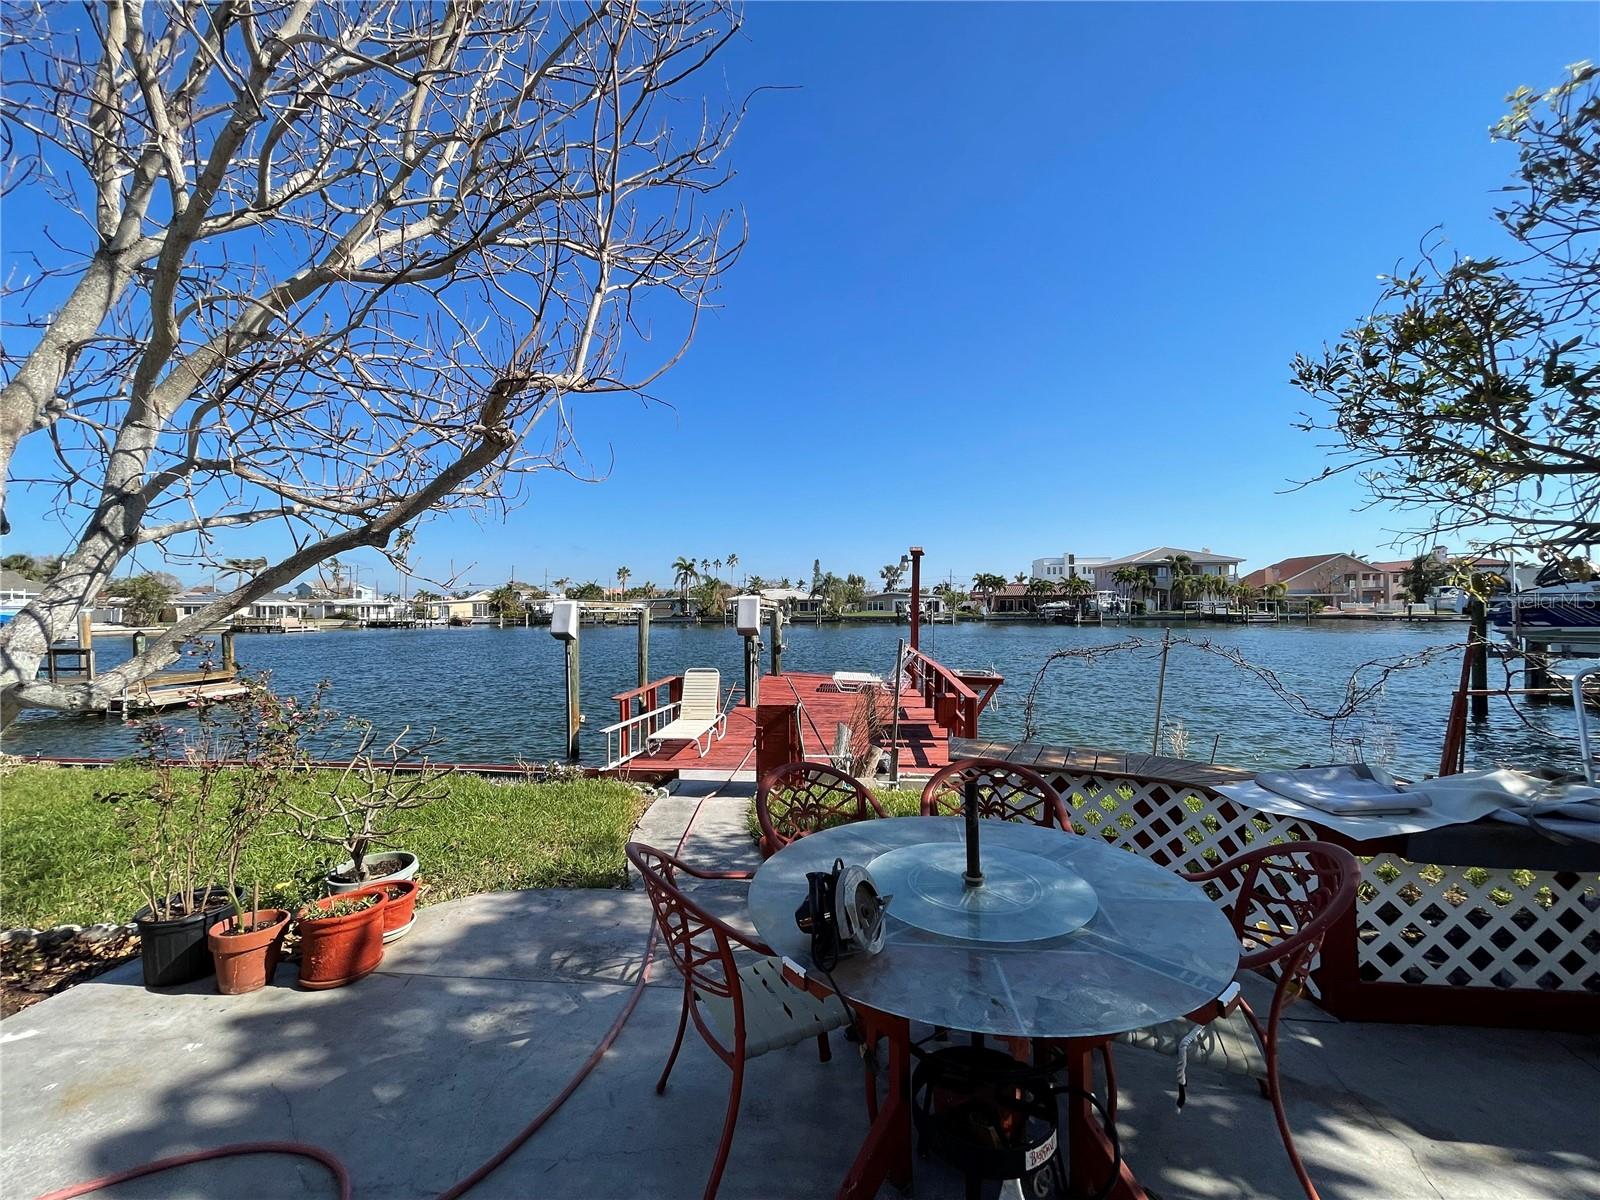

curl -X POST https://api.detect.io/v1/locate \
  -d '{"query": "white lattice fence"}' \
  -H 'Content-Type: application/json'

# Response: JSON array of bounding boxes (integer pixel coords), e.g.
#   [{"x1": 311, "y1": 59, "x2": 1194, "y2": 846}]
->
[
  {"x1": 1039, "y1": 769, "x2": 1600, "y2": 998},
  {"x1": 1038, "y1": 770, "x2": 1312, "y2": 873},
  {"x1": 1360, "y1": 858, "x2": 1599, "y2": 992}
]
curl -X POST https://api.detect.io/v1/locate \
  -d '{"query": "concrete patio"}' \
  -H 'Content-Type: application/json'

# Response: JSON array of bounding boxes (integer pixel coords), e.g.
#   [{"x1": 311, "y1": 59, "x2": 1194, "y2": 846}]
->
[{"x1": 2, "y1": 790, "x2": 1597, "y2": 1199}]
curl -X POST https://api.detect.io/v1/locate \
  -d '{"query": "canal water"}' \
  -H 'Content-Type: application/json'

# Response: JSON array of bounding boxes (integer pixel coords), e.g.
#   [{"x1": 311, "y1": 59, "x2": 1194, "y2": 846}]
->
[{"x1": 2, "y1": 620, "x2": 1585, "y2": 777}]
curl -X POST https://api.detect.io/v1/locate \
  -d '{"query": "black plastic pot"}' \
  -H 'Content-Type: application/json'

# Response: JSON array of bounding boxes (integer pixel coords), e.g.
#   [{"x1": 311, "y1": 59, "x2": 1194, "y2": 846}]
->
[{"x1": 133, "y1": 889, "x2": 236, "y2": 989}]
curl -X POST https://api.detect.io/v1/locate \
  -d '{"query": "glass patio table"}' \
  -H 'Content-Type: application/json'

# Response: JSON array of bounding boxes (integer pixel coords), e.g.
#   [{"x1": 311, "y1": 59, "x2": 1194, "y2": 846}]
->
[{"x1": 747, "y1": 816, "x2": 1241, "y2": 1199}]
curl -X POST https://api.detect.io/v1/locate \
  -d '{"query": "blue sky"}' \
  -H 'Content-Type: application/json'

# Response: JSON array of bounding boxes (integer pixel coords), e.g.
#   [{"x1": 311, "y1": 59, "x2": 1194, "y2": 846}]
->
[{"x1": 6, "y1": 3, "x2": 1595, "y2": 595}]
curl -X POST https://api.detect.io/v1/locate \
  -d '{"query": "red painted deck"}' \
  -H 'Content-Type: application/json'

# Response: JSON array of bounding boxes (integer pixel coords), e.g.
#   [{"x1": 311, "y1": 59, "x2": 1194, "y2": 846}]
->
[{"x1": 613, "y1": 670, "x2": 953, "y2": 779}]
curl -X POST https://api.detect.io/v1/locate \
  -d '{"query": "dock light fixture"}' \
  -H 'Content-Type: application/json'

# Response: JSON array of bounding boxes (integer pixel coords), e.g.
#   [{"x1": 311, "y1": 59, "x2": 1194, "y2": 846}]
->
[{"x1": 550, "y1": 600, "x2": 579, "y2": 641}]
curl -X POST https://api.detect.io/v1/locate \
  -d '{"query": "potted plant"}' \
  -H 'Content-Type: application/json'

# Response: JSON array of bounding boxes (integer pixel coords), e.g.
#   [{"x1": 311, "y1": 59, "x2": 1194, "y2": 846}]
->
[
  {"x1": 105, "y1": 680, "x2": 324, "y2": 989},
  {"x1": 207, "y1": 883, "x2": 290, "y2": 995},
  {"x1": 378, "y1": 879, "x2": 422, "y2": 942},
  {"x1": 282, "y1": 719, "x2": 450, "y2": 894},
  {"x1": 296, "y1": 887, "x2": 388, "y2": 989}
]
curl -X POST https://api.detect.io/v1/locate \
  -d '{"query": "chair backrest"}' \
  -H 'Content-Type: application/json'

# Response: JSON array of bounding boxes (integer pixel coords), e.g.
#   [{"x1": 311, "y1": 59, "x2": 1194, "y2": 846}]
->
[
  {"x1": 679, "y1": 668, "x2": 721, "y2": 721},
  {"x1": 626, "y1": 841, "x2": 739, "y2": 1002},
  {"x1": 920, "y1": 758, "x2": 1073, "y2": 830},
  {"x1": 755, "y1": 761, "x2": 889, "y2": 857},
  {"x1": 1181, "y1": 841, "x2": 1360, "y2": 984}
]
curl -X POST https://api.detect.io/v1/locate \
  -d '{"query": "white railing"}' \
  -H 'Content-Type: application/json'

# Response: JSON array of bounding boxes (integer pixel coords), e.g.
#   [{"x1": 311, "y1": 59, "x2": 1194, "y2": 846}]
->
[{"x1": 599, "y1": 700, "x2": 680, "y2": 769}]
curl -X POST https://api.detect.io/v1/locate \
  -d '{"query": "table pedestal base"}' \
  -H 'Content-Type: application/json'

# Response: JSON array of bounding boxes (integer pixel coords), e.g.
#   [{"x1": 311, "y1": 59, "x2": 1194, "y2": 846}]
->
[{"x1": 1059, "y1": 1039, "x2": 1147, "y2": 1200}]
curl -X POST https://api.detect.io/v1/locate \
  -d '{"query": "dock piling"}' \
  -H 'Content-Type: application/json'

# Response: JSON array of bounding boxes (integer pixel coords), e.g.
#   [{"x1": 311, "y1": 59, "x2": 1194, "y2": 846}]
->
[
  {"x1": 637, "y1": 605, "x2": 650, "y2": 689},
  {"x1": 565, "y1": 634, "x2": 581, "y2": 762},
  {"x1": 768, "y1": 606, "x2": 784, "y2": 676}
]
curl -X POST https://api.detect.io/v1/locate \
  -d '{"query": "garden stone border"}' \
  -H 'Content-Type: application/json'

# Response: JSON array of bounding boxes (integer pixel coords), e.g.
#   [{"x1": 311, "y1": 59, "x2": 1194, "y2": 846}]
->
[{"x1": 0, "y1": 923, "x2": 139, "y2": 950}]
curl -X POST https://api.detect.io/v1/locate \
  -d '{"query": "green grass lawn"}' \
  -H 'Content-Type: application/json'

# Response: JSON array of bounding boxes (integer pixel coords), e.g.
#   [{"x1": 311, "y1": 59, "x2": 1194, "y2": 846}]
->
[{"x1": 0, "y1": 765, "x2": 651, "y2": 930}]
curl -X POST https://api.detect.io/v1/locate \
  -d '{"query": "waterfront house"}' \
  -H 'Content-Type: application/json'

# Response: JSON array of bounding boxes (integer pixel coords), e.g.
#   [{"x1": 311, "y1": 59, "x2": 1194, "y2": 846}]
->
[
  {"x1": 432, "y1": 590, "x2": 495, "y2": 623},
  {"x1": 1241, "y1": 553, "x2": 1385, "y2": 609},
  {"x1": 987, "y1": 583, "x2": 1040, "y2": 617},
  {"x1": 0, "y1": 568, "x2": 41, "y2": 624},
  {"x1": 1028, "y1": 553, "x2": 1109, "y2": 583},
  {"x1": 860, "y1": 590, "x2": 946, "y2": 617},
  {"x1": 1091, "y1": 547, "x2": 1245, "y2": 610}
]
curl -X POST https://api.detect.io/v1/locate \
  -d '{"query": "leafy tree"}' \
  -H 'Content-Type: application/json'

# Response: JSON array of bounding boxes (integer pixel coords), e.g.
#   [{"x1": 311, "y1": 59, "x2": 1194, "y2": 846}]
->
[
  {"x1": 104, "y1": 574, "x2": 176, "y2": 624},
  {"x1": 2, "y1": 554, "x2": 61, "y2": 581},
  {"x1": 410, "y1": 589, "x2": 440, "y2": 620},
  {"x1": 1399, "y1": 554, "x2": 1450, "y2": 610},
  {"x1": 971, "y1": 572, "x2": 1008, "y2": 609},
  {"x1": 486, "y1": 584, "x2": 525, "y2": 620},
  {"x1": 1294, "y1": 64, "x2": 1600, "y2": 558},
  {"x1": 569, "y1": 581, "x2": 607, "y2": 601},
  {"x1": 811, "y1": 559, "x2": 823, "y2": 595}
]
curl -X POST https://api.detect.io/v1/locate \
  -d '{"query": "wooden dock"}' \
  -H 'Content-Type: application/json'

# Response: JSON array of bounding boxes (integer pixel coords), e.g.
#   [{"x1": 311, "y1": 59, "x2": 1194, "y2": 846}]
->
[
  {"x1": 611, "y1": 670, "x2": 958, "y2": 779},
  {"x1": 107, "y1": 678, "x2": 252, "y2": 714}
]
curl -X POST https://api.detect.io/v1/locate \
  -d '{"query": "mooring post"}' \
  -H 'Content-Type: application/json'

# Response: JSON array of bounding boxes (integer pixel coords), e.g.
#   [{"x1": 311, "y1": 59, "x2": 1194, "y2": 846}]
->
[
  {"x1": 1468, "y1": 597, "x2": 1489, "y2": 721},
  {"x1": 768, "y1": 606, "x2": 784, "y2": 676},
  {"x1": 1151, "y1": 627, "x2": 1171, "y2": 753},
  {"x1": 131, "y1": 630, "x2": 147, "y2": 659},
  {"x1": 220, "y1": 631, "x2": 236, "y2": 673},
  {"x1": 744, "y1": 633, "x2": 760, "y2": 708},
  {"x1": 77, "y1": 611, "x2": 95, "y2": 680},
  {"x1": 637, "y1": 604, "x2": 650, "y2": 689},
  {"x1": 565, "y1": 634, "x2": 582, "y2": 762},
  {"x1": 1526, "y1": 641, "x2": 1551, "y2": 697}
]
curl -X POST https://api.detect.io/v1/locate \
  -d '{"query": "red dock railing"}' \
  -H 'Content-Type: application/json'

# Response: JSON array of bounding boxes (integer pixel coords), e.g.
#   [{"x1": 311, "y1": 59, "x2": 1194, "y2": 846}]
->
[{"x1": 902, "y1": 647, "x2": 999, "y2": 740}]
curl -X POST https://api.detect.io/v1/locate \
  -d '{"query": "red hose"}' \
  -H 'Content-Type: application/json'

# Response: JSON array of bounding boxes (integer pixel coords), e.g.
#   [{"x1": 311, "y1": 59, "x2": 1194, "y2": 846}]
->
[
  {"x1": 35, "y1": 789, "x2": 723, "y2": 1200},
  {"x1": 34, "y1": 1142, "x2": 352, "y2": 1200}
]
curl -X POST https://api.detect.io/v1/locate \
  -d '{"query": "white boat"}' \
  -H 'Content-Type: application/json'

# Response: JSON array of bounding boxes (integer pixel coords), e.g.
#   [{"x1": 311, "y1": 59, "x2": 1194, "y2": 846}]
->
[{"x1": 1488, "y1": 563, "x2": 1600, "y2": 646}]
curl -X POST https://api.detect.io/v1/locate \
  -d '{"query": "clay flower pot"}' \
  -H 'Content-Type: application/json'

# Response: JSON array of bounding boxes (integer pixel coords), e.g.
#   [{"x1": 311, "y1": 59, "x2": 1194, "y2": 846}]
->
[
  {"x1": 295, "y1": 890, "x2": 388, "y2": 990},
  {"x1": 207, "y1": 909, "x2": 290, "y2": 995},
  {"x1": 378, "y1": 879, "x2": 421, "y2": 942}
]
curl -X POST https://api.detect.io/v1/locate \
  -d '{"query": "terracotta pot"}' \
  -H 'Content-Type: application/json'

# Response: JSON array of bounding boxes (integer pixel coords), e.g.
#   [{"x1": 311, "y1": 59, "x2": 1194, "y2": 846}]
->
[
  {"x1": 377, "y1": 879, "x2": 421, "y2": 942},
  {"x1": 207, "y1": 909, "x2": 290, "y2": 995},
  {"x1": 296, "y1": 890, "x2": 389, "y2": 990}
]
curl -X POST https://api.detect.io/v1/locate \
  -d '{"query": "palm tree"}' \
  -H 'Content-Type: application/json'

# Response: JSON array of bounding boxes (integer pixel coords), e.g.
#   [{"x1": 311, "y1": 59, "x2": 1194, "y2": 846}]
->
[
  {"x1": 971, "y1": 572, "x2": 1007, "y2": 612},
  {"x1": 1162, "y1": 554, "x2": 1196, "y2": 611},
  {"x1": 726, "y1": 552, "x2": 739, "y2": 583},
  {"x1": 672, "y1": 556, "x2": 699, "y2": 606},
  {"x1": 1263, "y1": 581, "x2": 1288, "y2": 612},
  {"x1": 616, "y1": 566, "x2": 631, "y2": 595},
  {"x1": 552, "y1": 576, "x2": 571, "y2": 596},
  {"x1": 1058, "y1": 574, "x2": 1095, "y2": 614},
  {"x1": 746, "y1": 574, "x2": 767, "y2": 591}
]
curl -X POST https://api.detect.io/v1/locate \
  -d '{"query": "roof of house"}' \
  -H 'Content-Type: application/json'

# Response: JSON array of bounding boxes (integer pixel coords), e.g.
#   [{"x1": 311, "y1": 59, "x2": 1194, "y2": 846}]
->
[
  {"x1": 0, "y1": 568, "x2": 42, "y2": 593},
  {"x1": 1240, "y1": 553, "x2": 1372, "y2": 590},
  {"x1": 1099, "y1": 547, "x2": 1245, "y2": 568},
  {"x1": 757, "y1": 586, "x2": 812, "y2": 601},
  {"x1": 1369, "y1": 559, "x2": 1414, "y2": 573}
]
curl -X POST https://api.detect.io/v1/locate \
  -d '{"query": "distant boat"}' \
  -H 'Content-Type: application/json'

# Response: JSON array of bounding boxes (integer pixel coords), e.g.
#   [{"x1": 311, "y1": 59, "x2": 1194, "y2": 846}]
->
[{"x1": 1488, "y1": 563, "x2": 1600, "y2": 645}]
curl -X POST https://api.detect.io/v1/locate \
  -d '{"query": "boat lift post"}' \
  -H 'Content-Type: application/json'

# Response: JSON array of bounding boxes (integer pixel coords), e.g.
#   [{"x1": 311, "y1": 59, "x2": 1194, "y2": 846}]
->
[
  {"x1": 551, "y1": 601, "x2": 581, "y2": 762},
  {"x1": 768, "y1": 605, "x2": 784, "y2": 676},
  {"x1": 736, "y1": 595, "x2": 761, "y2": 707}
]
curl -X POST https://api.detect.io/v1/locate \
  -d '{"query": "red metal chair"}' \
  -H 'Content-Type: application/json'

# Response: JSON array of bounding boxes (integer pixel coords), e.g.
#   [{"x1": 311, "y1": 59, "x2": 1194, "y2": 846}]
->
[
  {"x1": 919, "y1": 757, "x2": 1074, "y2": 831},
  {"x1": 1100, "y1": 841, "x2": 1360, "y2": 1200},
  {"x1": 755, "y1": 760, "x2": 889, "y2": 858},
  {"x1": 627, "y1": 841, "x2": 851, "y2": 1200}
]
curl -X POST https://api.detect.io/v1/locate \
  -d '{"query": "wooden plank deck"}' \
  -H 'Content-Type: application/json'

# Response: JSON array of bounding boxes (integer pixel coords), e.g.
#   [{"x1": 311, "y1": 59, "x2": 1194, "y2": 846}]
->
[
  {"x1": 615, "y1": 671, "x2": 953, "y2": 779},
  {"x1": 950, "y1": 736, "x2": 1253, "y2": 787}
]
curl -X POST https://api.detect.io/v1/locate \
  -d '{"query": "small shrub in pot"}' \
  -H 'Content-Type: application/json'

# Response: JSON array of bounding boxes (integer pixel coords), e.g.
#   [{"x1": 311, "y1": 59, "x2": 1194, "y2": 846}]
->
[
  {"x1": 296, "y1": 889, "x2": 388, "y2": 989},
  {"x1": 281, "y1": 719, "x2": 451, "y2": 893}
]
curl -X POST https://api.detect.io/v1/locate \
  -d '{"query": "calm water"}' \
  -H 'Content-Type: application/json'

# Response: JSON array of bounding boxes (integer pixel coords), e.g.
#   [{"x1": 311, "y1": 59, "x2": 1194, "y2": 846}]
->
[{"x1": 2, "y1": 620, "x2": 1584, "y2": 776}]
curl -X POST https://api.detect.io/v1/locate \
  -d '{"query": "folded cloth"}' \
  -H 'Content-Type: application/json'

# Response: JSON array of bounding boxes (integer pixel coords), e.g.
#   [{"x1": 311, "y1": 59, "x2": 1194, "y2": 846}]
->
[
  {"x1": 1408, "y1": 769, "x2": 1600, "y2": 830},
  {"x1": 1253, "y1": 764, "x2": 1428, "y2": 816}
]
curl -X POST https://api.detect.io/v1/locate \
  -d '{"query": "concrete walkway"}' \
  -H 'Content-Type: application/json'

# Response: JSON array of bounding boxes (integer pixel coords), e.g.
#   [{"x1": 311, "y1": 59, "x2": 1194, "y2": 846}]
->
[{"x1": 2, "y1": 792, "x2": 1597, "y2": 1199}]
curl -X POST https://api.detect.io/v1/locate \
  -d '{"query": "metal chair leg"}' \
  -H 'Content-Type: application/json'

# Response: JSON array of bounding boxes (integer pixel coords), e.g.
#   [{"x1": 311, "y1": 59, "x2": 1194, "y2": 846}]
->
[
  {"x1": 816, "y1": 1030, "x2": 832, "y2": 1063},
  {"x1": 657, "y1": 985, "x2": 692, "y2": 1095},
  {"x1": 703, "y1": 1059, "x2": 745, "y2": 1200}
]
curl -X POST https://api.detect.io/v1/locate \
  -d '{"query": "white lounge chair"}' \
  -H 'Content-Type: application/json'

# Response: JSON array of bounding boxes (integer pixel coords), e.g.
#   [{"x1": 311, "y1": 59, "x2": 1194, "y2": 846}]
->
[{"x1": 646, "y1": 668, "x2": 728, "y2": 757}]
